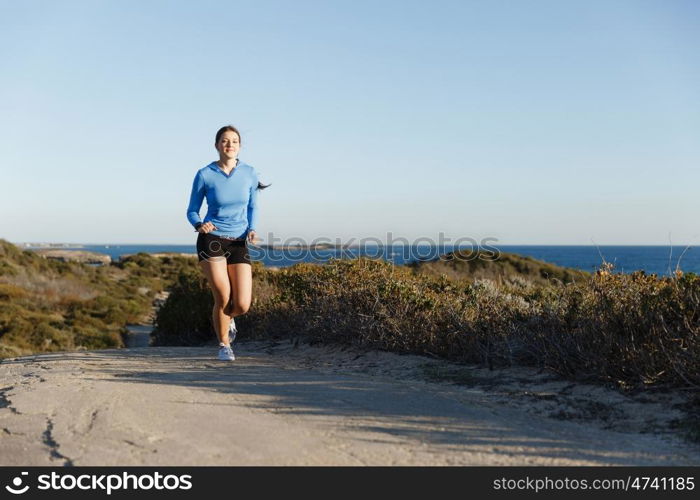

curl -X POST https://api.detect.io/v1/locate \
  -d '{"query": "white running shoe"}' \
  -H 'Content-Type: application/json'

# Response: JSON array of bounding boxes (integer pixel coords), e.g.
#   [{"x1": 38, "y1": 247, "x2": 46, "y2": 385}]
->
[
  {"x1": 229, "y1": 317, "x2": 237, "y2": 343},
  {"x1": 218, "y1": 345, "x2": 235, "y2": 361}
]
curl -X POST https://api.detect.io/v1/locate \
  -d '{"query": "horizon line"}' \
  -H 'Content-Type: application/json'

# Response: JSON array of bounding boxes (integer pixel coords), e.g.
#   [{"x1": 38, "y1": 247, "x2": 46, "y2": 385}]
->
[{"x1": 7, "y1": 240, "x2": 697, "y2": 248}]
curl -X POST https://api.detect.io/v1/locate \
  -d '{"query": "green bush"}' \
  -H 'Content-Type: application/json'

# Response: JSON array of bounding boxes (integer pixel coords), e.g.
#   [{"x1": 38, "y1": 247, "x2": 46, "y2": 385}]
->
[
  {"x1": 151, "y1": 271, "x2": 213, "y2": 345},
  {"x1": 31, "y1": 322, "x2": 75, "y2": 351}
]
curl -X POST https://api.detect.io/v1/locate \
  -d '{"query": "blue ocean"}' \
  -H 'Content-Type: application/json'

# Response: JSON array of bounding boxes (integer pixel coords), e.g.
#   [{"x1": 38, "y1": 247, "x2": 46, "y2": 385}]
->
[{"x1": 44, "y1": 244, "x2": 700, "y2": 276}]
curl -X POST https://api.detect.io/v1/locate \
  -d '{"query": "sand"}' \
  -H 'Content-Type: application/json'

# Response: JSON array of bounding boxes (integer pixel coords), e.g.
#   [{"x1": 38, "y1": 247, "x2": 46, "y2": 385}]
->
[{"x1": 0, "y1": 340, "x2": 697, "y2": 466}]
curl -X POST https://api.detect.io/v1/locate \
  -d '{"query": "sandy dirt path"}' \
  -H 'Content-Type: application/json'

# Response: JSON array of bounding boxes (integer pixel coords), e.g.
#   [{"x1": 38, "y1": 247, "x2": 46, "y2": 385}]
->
[{"x1": 0, "y1": 341, "x2": 698, "y2": 466}]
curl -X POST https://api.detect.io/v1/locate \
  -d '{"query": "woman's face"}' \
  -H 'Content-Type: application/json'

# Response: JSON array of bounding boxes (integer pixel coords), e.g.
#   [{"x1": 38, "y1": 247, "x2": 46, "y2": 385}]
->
[{"x1": 216, "y1": 130, "x2": 240, "y2": 160}]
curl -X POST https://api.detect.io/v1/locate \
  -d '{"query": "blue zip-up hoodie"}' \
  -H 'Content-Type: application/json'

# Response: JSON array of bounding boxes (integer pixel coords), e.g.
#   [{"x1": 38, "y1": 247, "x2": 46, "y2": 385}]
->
[{"x1": 186, "y1": 160, "x2": 259, "y2": 239}]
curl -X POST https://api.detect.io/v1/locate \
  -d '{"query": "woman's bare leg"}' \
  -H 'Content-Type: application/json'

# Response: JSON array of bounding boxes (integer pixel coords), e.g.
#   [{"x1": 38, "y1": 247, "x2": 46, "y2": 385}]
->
[
  {"x1": 198, "y1": 257, "x2": 234, "y2": 345},
  {"x1": 225, "y1": 263, "x2": 253, "y2": 317}
]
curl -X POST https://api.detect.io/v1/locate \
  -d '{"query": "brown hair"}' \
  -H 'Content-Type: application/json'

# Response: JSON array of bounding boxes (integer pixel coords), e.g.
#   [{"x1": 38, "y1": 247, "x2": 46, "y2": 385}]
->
[
  {"x1": 215, "y1": 125, "x2": 269, "y2": 190},
  {"x1": 215, "y1": 125, "x2": 241, "y2": 146}
]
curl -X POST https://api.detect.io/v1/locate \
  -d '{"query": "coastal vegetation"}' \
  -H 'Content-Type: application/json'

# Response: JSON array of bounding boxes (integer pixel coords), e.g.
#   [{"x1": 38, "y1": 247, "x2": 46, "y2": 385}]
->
[
  {"x1": 2, "y1": 238, "x2": 698, "y2": 395},
  {"x1": 0, "y1": 239, "x2": 193, "y2": 357},
  {"x1": 154, "y1": 254, "x2": 699, "y2": 392}
]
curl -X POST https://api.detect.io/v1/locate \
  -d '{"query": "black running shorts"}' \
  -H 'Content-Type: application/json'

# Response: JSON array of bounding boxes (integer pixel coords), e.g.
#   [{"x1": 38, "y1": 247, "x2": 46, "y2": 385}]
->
[{"x1": 196, "y1": 232, "x2": 251, "y2": 265}]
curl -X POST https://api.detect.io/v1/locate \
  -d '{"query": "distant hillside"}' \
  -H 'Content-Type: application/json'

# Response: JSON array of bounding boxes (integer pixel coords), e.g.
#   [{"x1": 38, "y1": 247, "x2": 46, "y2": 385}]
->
[{"x1": 407, "y1": 250, "x2": 589, "y2": 284}]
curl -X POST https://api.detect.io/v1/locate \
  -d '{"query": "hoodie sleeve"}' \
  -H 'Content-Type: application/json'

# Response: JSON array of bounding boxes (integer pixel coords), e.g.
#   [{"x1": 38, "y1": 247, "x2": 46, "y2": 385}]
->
[
  {"x1": 186, "y1": 170, "x2": 206, "y2": 228},
  {"x1": 247, "y1": 168, "x2": 259, "y2": 232}
]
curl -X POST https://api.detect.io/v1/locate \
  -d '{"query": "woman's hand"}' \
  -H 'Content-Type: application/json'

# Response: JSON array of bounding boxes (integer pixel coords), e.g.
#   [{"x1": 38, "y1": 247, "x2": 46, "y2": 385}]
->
[
  {"x1": 197, "y1": 222, "x2": 218, "y2": 234},
  {"x1": 247, "y1": 230, "x2": 257, "y2": 244}
]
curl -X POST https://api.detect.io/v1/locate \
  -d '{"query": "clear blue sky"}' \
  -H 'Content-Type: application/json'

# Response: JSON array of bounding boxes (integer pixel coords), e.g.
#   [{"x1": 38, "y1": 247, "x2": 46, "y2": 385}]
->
[{"x1": 1, "y1": 0, "x2": 698, "y2": 245}]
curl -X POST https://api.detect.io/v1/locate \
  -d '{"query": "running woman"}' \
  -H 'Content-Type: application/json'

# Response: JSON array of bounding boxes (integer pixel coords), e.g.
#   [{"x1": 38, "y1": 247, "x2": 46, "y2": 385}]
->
[{"x1": 186, "y1": 125, "x2": 267, "y2": 361}]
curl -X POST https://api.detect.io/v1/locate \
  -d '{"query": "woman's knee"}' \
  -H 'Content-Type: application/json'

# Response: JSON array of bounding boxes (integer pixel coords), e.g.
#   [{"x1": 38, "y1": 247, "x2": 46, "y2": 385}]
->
[{"x1": 231, "y1": 300, "x2": 250, "y2": 315}]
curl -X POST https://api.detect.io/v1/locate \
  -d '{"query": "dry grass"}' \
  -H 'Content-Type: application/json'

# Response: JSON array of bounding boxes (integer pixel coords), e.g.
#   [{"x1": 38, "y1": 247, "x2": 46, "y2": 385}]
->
[{"x1": 0, "y1": 270, "x2": 100, "y2": 304}]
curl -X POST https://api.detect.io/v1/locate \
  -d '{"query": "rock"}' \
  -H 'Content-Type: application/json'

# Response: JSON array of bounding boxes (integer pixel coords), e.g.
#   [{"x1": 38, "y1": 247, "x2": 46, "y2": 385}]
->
[{"x1": 32, "y1": 249, "x2": 111, "y2": 266}]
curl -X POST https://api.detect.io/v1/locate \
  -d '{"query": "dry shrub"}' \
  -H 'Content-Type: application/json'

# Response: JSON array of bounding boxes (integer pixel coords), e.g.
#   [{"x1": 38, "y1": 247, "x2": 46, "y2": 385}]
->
[
  {"x1": 151, "y1": 270, "x2": 214, "y2": 346},
  {"x1": 152, "y1": 258, "x2": 699, "y2": 389},
  {"x1": 525, "y1": 264, "x2": 700, "y2": 387}
]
